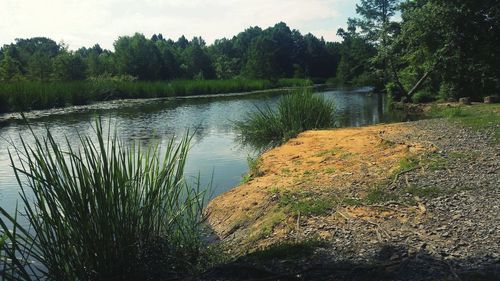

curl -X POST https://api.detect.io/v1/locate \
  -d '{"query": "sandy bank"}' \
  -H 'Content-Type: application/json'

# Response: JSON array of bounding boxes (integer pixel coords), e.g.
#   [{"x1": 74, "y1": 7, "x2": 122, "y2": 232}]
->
[{"x1": 207, "y1": 123, "x2": 435, "y2": 251}]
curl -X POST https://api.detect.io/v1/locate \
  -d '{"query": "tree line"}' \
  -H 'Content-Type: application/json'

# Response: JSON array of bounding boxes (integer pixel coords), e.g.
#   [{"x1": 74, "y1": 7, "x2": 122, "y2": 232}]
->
[
  {"x1": 0, "y1": 0, "x2": 498, "y2": 102},
  {"x1": 0, "y1": 23, "x2": 340, "y2": 83}
]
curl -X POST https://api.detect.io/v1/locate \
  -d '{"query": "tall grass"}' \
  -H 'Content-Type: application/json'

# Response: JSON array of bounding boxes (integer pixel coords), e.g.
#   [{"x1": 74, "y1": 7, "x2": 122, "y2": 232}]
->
[
  {"x1": 235, "y1": 90, "x2": 335, "y2": 147},
  {"x1": 0, "y1": 119, "x2": 209, "y2": 280},
  {"x1": 0, "y1": 78, "x2": 313, "y2": 114}
]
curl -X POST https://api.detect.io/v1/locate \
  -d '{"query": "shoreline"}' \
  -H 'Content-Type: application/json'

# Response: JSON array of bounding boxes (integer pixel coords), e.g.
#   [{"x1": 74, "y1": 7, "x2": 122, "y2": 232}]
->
[
  {"x1": 0, "y1": 84, "x2": 330, "y2": 124},
  {"x1": 205, "y1": 104, "x2": 500, "y2": 279}
]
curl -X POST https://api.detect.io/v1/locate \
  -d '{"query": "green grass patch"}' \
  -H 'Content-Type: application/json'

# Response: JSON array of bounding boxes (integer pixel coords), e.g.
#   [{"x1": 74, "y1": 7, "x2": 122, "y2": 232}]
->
[
  {"x1": 398, "y1": 156, "x2": 420, "y2": 172},
  {"x1": 281, "y1": 168, "x2": 291, "y2": 176},
  {"x1": 342, "y1": 197, "x2": 363, "y2": 206},
  {"x1": 278, "y1": 190, "x2": 333, "y2": 216},
  {"x1": 429, "y1": 104, "x2": 500, "y2": 144},
  {"x1": 234, "y1": 89, "x2": 336, "y2": 147},
  {"x1": 323, "y1": 167, "x2": 336, "y2": 174},
  {"x1": 240, "y1": 156, "x2": 263, "y2": 184},
  {"x1": 314, "y1": 148, "x2": 342, "y2": 157}
]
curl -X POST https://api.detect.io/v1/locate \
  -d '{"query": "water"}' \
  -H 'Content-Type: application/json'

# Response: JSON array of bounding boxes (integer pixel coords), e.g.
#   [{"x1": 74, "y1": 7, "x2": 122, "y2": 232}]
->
[{"x1": 0, "y1": 89, "x2": 405, "y2": 216}]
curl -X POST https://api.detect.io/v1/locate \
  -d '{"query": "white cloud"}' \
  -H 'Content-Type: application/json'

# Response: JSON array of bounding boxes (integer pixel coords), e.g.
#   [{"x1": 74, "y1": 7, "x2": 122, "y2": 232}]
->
[{"x1": 0, "y1": 0, "x2": 357, "y2": 50}]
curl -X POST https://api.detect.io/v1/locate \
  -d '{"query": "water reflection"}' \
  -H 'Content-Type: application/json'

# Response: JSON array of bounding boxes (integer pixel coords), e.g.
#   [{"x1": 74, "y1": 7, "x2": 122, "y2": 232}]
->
[{"x1": 0, "y1": 89, "x2": 407, "y2": 217}]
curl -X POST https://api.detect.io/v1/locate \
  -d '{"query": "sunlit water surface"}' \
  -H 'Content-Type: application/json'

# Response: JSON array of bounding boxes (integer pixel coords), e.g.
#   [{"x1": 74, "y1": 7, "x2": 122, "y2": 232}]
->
[{"x1": 0, "y1": 89, "x2": 407, "y2": 218}]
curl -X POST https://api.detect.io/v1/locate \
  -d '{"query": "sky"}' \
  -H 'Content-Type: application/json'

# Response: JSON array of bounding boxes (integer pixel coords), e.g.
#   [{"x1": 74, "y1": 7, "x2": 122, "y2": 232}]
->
[{"x1": 1, "y1": 0, "x2": 358, "y2": 50}]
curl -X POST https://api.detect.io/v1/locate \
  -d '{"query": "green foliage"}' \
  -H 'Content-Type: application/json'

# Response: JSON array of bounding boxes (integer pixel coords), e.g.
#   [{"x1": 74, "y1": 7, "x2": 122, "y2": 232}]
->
[
  {"x1": 0, "y1": 54, "x2": 23, "y2": 81},
  {"x1": 0, "y1": 79, "x2": 290, "y2": 113},
  {"x1": 365, "y1": 187, "x2": 399, "y2": 204},
  {"x1": 234, "y1": 90, "x2": 335, "y2": 147},
  {"x1": 52, "y1": 51, "x2": 86, "y2": 81},
  {"x1": 395, "y1": 0, "x2": 500, "y2": 101},
  {"x1": 0, "y1": 23, "x2": 341, "y2": 85},
  {"x1": 411, "y1": 90, "x2": 435, "y2": 103},
  {"x1": 0, "y1": 119, "x2": 209, "y2": 280},
  {"x1": 398, "y1": 157, "x2": 420, "y2": 173}
]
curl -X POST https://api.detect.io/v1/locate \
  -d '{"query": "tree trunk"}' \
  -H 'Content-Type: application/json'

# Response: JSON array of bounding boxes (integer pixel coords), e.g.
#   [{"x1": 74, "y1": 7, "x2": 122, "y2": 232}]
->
[{"x1": 407, "y1": 72, "x2": 430, "y2": 98}]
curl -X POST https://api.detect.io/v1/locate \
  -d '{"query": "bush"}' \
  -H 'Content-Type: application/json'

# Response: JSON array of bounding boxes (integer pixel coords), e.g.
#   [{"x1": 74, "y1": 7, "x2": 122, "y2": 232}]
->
[
  {"x1": 235, "y1": 90, "x2": 335, "y2": 147},
  {"x1": 0, "y1": 119, "x2": 209, "y2": 280},
  {"x1": 411, "y1": 90, "x2": 436, "y2": 103}
]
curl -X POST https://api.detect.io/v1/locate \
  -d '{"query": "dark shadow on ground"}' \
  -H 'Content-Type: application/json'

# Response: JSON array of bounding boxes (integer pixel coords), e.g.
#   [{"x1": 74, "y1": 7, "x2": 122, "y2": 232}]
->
[{"x1": 193, "y1": 243, "x2": 499, "y2": 281}]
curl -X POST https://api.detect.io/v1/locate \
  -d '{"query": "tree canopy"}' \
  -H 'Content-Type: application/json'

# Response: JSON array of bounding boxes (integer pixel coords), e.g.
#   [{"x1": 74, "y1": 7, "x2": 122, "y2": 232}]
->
[
  {"x1": 1, "y1": 0, "x2": 498, "y2": 102},
  {"x1": 0, "y1": 23, "x2": 340, "y2": 83}
]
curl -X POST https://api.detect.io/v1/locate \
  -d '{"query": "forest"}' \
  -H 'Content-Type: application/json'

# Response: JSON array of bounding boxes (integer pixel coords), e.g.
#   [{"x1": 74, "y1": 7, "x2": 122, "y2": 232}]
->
[{"x1": 1, "y1": 0, "x2": 499, "y2": 105}]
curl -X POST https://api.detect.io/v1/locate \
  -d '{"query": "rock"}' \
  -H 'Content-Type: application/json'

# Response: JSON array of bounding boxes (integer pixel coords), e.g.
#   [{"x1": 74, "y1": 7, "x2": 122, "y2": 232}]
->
[
  {"x1": 484, "y1": 96, "x2": 496, "y2": 104},
  {"x1": 459, "y1": 97, "x2": 472, "y2": 105}
]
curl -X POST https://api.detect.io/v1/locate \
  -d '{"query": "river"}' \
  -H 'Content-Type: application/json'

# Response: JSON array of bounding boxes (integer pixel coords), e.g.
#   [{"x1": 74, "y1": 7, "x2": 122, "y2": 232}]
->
[{"x1": 0, "y1": 88, "x2": 405, "y2": 216}]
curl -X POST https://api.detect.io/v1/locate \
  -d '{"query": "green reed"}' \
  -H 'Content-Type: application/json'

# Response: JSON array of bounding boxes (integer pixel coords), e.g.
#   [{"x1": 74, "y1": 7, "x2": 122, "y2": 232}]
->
[
  {"x1": 0, "y1": 118, "x2": 209, "y2": 280},
  {"x1": 235, "y1": 89, "x2": 335, "y2": 148}
]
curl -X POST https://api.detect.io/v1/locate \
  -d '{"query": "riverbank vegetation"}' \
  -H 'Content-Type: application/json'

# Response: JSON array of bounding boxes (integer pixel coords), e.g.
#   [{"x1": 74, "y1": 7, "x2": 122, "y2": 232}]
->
[
  {"x1": 0, "y1": 78, "x2": 312, "y2": 113},
  {"x1": 0, "y1": 120, "x2": 211, "y2": 280},
  {"x1": 235, "y1": 90, "x2": 335, "y2": 147}
]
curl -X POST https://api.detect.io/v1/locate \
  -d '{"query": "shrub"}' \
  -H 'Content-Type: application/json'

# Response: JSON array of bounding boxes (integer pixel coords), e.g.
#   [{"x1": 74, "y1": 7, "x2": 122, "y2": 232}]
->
[
  {"x1": 0, "y1": 118, "x2": 209, "y2": 280},
  {"x1": 411, "y1": 90, "x2": 436, "y2": 103}
]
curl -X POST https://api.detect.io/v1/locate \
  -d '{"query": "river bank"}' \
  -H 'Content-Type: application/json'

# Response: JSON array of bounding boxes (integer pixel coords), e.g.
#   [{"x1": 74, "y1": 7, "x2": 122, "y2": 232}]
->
[
  {"x1": 0, "y1": 78, "x2": 313, "y2": 114},
  {"x1": 204, "y1": 103, "x2": 500, "y2": 280}
]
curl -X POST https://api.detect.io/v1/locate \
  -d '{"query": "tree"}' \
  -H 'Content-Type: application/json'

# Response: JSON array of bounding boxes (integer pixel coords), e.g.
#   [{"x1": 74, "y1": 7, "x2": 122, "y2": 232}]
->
[
  {"x1": 243, "y1": 36, "x2": 277, "y2": 79},
  {"x1": 52, "y1": 51, "x2": 86, "y2": 81},
  {"x1": 396, "y1": 0, "x2": 500, "y2": 100},
  {"x1": 335, "y1": 22, "x2": 377, "y2": 86},
  {"x1": 351, "y1": 0, "x2": 402, "y2": 90},
  {"x1": 27, "y1": 51, "x2": 53, "y2": 81},
  {"x1": 114, "y1": 33, "x2": 162, "y2": 80},
  {"x1": 184, "y1": 40, "x2": 215, "y2": 79},
  {"x1": 0, "y1": 53, "x2": 23, "y2": 81}
]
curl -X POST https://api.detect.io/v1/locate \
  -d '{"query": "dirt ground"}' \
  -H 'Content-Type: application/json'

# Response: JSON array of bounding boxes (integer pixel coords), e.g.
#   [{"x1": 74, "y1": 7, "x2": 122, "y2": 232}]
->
[{"x1": 206, "y1": 123, "x2": 434, "y2": 251}]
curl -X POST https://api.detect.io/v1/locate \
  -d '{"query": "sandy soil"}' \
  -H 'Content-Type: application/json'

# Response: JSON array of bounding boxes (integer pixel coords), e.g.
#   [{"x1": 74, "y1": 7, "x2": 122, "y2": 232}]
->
[{"x1": 206, "y1": 123, "x2": 434, "y2": 251}]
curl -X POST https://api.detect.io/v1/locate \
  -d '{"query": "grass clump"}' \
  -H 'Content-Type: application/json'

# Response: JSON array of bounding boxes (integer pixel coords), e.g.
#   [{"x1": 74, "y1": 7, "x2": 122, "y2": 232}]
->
[
  {"x1": 397, "y1": 156, "x2": 420, "y2": 173},
  {"x1": 240, "y1": 156, "x2": 263, "y2": 184},
  {"x1": 364, "y1": 187, "x2": 399, "y2": 205},
  {"x1": 0, "y1": 119, "x2": 209, "y2": 280},
  {"x1": 405, "y1": 186, "x2": 443, "y2": 199},
  {"x1": 278, "y1": 191, "x2": 333, "y2": 216},
  {"x1": 235, "y1": 90, "x2": 335, "y2": 147}
]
